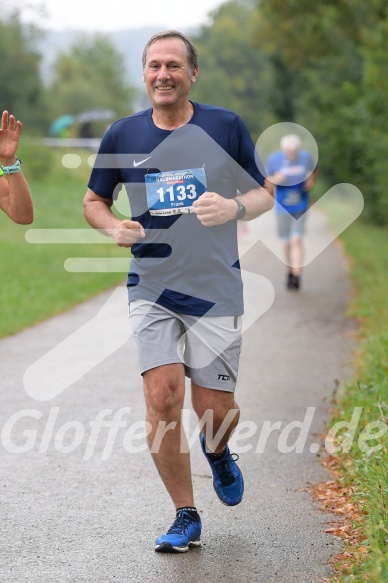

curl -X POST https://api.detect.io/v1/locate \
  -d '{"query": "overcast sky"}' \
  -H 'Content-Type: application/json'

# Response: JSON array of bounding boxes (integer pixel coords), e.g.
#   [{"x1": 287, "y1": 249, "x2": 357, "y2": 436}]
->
[{"x1": 19, "y1": 0, "x2": 224, "y2": 31}]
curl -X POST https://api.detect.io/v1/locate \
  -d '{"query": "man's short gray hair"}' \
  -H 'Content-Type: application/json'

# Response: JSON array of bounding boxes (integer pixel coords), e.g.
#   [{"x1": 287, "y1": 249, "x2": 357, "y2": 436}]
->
[
  {"x1": 281, "y1": 134, "x2": 302, "y2": 151},
  {"x1": 142, "y1": 30, "x2": 199, "y2": 76}
]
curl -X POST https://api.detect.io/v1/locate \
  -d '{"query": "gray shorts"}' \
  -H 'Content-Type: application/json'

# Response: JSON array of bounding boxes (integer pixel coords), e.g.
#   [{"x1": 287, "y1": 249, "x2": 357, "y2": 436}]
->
[
  {"x1": 129, "y1": 299, "x2": 242, "y2": 392},
  {"x1": 277, "y1": 210, "x2": 307, "y2": 240}
]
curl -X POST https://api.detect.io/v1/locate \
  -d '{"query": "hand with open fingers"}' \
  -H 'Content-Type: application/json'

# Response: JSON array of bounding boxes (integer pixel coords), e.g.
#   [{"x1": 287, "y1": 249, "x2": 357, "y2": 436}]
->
[
  {"x1": 192, "y1": 191, "x2": 236, "y2": 227},
  {"x1": 0, "y1": 111, "x2": 22, "y2": 166},
  {"x1": 112, "y1": 219, "x2": 145, "y2": 247}
]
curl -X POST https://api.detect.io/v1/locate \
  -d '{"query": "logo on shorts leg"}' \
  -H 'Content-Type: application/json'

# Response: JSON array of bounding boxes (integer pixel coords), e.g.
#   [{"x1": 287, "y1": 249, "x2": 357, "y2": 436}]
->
[{"x1": 218, "y1": 374, "x2": 231, "y2": 381}]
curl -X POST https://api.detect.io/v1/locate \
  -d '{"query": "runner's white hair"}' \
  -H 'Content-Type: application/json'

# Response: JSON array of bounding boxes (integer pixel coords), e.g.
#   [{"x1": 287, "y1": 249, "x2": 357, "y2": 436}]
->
[{"x1": 281, "y1": 134, "x2": 301, "y2": 151}]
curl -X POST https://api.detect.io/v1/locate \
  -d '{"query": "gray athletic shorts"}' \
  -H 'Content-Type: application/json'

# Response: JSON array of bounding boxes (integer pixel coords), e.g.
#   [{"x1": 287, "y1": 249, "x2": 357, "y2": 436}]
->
[
  {"x1": 129, "y1": 299, "x2": 242, "y2": 392},
  {"x1": 277, "y1": 210, "x2": 307, "y2": 240}
]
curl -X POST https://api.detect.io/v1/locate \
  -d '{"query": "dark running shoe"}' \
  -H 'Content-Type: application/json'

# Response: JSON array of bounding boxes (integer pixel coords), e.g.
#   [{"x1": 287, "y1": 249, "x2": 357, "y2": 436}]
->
[
  {"x1": 200, "y1": 433, "x2": 244, "y2": 506},
  {"x1": 155, "y1": 510, "x2": 202, "y2": 553},
  {"x1": 287, "y1": 273, "x2": 300, "y2": 290}
]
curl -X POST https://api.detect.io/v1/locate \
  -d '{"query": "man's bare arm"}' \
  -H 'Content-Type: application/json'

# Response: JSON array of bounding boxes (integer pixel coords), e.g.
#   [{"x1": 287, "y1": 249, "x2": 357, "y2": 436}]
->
[
  {"x1": 0, "y1": 111, "x2": 33, "y2": 224},
  {"x1": 83, "y1": 188, "x2": 145, "y2": 248},
  {"x1": 0, "y1": 173, "x2": 33, "y2": 224}
]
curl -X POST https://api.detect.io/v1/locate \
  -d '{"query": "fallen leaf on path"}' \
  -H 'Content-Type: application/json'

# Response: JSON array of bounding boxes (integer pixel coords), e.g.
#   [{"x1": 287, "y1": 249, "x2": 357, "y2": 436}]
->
[{"x1": 306, "y1": 454, "x2": 368, "y2": 581}]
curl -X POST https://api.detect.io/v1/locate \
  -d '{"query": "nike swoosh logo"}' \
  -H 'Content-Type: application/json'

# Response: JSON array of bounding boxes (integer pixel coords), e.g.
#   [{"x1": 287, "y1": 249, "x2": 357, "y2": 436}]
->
[{"x1": 133, "y1": 156, "x2": 152, "y2": 167}]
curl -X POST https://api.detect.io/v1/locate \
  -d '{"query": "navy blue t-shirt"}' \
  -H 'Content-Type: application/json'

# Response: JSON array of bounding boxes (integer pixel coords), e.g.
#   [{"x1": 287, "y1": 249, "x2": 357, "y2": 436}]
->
[{"x1": 88, "y1": 102, "x2": 265, "y2": 316}]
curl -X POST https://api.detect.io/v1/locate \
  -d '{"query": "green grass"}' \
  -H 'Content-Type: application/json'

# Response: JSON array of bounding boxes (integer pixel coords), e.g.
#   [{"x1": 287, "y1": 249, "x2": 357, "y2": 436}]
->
[
  {"x1": 327, "y1": 218, "x2": 388, "y2": 582},
  {"x1": 0, "y1": 137, "x2": 131, "y2": 338}
]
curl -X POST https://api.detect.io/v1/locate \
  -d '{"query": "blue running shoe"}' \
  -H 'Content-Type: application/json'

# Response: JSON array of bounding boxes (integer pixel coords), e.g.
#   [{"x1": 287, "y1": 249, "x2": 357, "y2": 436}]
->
[
  {"x1": 200, "y1": 433, "x2": 244, "y2": 506},
  {"x1": 155, "y1": 510, "x2": 202, "y2": 553}
]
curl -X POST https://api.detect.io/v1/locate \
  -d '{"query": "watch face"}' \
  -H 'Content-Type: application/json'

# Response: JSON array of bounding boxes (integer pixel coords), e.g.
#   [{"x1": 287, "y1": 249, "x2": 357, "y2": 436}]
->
[{"x1": 237, "y1": 201, "x2": 246, "y2": 219}]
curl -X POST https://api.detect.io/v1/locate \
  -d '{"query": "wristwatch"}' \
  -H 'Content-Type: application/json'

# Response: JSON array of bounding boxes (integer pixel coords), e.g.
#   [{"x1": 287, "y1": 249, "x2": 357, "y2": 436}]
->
[
  {"x1": 234, "y1": 198, "x2": 246, "y2": 220},
  {"x1": 2, "y1": 157, "x2": 21, "y2": 174}
]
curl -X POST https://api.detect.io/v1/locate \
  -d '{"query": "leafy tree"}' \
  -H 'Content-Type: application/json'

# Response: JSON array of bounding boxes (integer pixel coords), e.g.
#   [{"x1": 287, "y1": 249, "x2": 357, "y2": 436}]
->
[
  {"x1": 191, "y1": 0, "x2": 272, "y2": 138},
  {"x1": 47, "y1": 34, "x2": 135, "y2": 121},
  {"x1": 0, "y1": 10, "x2": 47, "y2": 132},
  {"x1": 255, "y1": 0, "x2": 388, "y2": 224}
]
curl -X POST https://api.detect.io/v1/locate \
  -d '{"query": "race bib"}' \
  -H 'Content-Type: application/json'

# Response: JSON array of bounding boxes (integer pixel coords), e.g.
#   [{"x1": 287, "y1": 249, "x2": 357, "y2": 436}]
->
[
  {"x1": 145, "y1": 168, "x2": 207, "y2": 216},
  {"x1": 282, "y1": 189, "x2": 303, "y2": 207}
]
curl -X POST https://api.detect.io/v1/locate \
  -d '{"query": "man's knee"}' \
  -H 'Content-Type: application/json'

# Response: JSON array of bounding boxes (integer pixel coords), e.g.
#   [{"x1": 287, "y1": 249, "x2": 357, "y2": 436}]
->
[
  {"x1": 144, "y1": 371, "x2": 184, "y2": 418},
  {"x1": 145, "y1": 386, "x2": 176, "y2": 417}
]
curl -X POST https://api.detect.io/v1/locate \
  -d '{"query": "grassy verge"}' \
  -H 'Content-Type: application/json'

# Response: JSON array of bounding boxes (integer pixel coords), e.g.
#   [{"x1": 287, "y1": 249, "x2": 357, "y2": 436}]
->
[
  {"x1": 326, "y1": 217, "x2": 388, "y2": 581},
  {"x1": 0, "y1": 137, "x2": 130, "y2": 338}
]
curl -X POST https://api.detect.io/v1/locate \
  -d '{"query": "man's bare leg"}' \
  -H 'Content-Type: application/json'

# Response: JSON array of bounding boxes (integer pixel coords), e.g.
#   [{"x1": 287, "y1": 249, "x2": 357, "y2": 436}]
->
[
  {"x1": 191, "y1": 382, "x2": 244, "y2": 506},
  {"x1": 191, "y1": 383, "x2": 240, "y2": 453},
  {"x1": 143, "y1": 363, "x2": 194, "y2": 508},
  {"x1": 284, "y1": 239, "x2": 292, "y2": 272},
  {"x1": 290, "y1": 235, "x2": 303, "y2": 276}
]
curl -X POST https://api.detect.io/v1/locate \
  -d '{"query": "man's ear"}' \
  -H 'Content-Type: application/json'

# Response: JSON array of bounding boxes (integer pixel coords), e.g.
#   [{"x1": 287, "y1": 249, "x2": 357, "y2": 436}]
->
[{"x1": 191, "y1": 67, "x2": 199, "y2": 84}]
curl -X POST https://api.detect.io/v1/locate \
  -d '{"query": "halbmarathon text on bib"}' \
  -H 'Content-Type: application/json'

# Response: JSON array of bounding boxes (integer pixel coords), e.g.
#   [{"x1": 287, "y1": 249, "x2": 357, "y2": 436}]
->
[{"x1": 145, "y1": 168, "x2": 207, "y2": 216}]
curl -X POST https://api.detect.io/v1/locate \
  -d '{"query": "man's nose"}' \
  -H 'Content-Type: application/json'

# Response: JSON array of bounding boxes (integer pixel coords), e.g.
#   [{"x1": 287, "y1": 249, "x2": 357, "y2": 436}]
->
[{"x1": 157, "y1": 65, "x2": 171, "y2": 79}]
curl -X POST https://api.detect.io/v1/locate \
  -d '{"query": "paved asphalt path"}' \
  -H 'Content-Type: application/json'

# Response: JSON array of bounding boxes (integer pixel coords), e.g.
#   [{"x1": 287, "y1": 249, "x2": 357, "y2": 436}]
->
[{"x1": 0, "y1": 209, "x2": 354, "y2": 582}]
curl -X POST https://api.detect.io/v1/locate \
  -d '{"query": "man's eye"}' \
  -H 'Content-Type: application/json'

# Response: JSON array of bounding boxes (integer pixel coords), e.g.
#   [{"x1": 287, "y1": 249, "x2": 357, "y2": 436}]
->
[
  {"x1": 148, "y1": 64, "x2": 159, "y2": 70},
  {"x1": 169, "y1": 64, "x2": 179, "y2": 70}
]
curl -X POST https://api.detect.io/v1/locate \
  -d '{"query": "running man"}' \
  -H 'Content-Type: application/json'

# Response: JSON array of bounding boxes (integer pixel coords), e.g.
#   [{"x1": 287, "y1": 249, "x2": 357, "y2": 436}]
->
[
  {"x1": 267, "y1": 134, "x2": 317, "y2": 290},
  {"x1": 0, "y1": 110, "x2": 33, "y2": 224},
  {"x1": 84, "y1": 30, "x2": 273, "y2": 552}
]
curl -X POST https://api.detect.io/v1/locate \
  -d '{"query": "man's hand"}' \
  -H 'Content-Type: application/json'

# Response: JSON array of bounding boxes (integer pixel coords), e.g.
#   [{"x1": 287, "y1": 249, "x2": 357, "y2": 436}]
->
[
  {"x1": 303, "y1": 171, "x2": 318, "y2": 192},
  {"x1": 0, "y1": 111, "x2": 21, "y2": 166},
  {"x1": 110, "y1": 219, "x2": 145, "y2": 247},
  {"x1": 83, "y1": 189, "x2": 145, "y2": 247},
  {"x1": 268, "y1": 170, "x2": 286, "y2": 185},
  {"x1": 192, "y1": 192, "x2": 236, "y2": 227}
]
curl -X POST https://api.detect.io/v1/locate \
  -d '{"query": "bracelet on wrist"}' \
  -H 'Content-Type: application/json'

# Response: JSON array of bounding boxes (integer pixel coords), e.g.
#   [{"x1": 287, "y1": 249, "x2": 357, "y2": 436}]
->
[{"x1": 1, "y1": 157, "x2": 21, "y2": 174}]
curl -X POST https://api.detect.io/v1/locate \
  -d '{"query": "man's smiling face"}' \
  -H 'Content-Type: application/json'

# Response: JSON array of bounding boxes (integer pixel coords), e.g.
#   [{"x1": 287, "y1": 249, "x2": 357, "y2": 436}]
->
[{"x1": 143, "y1": 38, "x2": 198, "y2": 109}]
